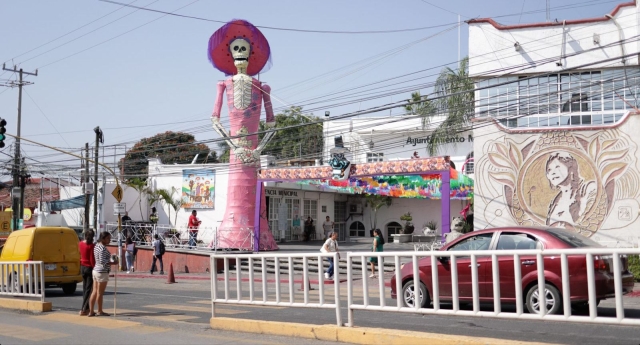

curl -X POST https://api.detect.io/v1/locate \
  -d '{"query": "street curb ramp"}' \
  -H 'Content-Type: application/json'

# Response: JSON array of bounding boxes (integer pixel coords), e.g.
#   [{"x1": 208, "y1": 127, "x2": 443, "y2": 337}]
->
[
  {"x1": 0, "y1": 298, "x2": 51, "y2": 313},
  {"x1": 210, "y1": 317, "x2": 556, "y2": 345}
]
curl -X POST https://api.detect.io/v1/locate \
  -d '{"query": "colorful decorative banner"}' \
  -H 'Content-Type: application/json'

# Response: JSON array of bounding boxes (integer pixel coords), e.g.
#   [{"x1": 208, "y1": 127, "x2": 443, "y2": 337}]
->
[
  {"x1": 182, "y1": 169, "x2": 215, "y2": 209},
  {"x1": 297, "y1": 172, "x2": 473, "y2": 200}
]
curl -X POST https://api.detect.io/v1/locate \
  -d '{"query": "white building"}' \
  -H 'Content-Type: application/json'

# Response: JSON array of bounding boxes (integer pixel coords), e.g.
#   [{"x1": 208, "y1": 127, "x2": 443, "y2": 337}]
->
[{"x1": 469, "y1": 1, "x2": 640, "y2": 246}]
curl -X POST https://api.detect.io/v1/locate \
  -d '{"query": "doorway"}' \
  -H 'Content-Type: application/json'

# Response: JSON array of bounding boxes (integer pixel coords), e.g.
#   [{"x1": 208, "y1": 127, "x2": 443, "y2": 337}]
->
[
  {"x1": 334, "y1": 201, "x2": 347, "y2": 241},
  {"x1": 386, "y1": 222, "x2": 402, "y2": 243}
]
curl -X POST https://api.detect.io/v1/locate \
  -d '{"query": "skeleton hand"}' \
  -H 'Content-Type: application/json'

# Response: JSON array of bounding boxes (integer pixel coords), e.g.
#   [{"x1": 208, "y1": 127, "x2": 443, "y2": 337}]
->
[
  {"x1": 264, "y1": 121, "x2": 276, "y2": 128},
  {"x1": 233, "y1": 147, "x2": 261, "y2": 165}
]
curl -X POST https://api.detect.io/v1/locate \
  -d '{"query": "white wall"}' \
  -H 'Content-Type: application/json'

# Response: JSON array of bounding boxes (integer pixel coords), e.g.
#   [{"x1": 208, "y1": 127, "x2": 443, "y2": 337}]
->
[
  {"x1": 469, "y1": 3, "x2": 640, "y2": 77},
  {"x1": 102, "y1": 183, "x2": 150, "y2": 224}
]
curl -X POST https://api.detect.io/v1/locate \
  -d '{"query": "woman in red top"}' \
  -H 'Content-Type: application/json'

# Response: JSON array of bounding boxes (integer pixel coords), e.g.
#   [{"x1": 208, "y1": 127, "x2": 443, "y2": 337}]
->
[{"x1": 78, "y1": 230, "x2": 95, "y2": 316}]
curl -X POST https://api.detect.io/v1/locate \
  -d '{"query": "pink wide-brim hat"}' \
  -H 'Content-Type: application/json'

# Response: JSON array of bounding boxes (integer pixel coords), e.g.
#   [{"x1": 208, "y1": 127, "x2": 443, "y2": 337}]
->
[{"x1": 208, "y1": 19, "x2": 272, "y2": 76}]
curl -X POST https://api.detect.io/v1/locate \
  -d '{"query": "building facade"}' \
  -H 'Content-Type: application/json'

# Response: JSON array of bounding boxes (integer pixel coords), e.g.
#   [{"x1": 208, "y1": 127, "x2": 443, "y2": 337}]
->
[{"x1": 469, "y1": 1, "x2": 640, "y2": 246}]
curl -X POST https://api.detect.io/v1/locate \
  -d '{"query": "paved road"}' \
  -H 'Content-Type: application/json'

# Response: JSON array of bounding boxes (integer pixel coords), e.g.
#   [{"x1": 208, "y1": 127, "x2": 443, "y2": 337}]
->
[{"x1": 34, "y1": 275, "x2": 640, "y2": 345}]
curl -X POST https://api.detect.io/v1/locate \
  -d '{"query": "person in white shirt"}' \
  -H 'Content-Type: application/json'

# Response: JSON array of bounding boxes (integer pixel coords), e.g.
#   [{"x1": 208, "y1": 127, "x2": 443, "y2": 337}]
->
[
  {"x1": 320, "y1": 232, "x2": 340, "y2": 279},
  {"x1": 322, "y1": 216, "x2": 334, "y2": 240}
]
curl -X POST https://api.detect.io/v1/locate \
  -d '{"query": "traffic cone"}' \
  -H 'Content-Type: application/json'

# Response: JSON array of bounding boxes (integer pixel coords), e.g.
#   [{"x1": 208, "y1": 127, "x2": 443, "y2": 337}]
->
[
  {"x1": 166, "y1": 263, "x2": 176, "y2": 284},
  {"x1": 298, "y1": 277, "x2": 313, "y2": 291}
]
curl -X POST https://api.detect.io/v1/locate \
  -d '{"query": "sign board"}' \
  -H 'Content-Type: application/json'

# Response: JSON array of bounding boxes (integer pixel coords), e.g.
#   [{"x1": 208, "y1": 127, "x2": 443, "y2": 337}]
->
[
  {"x1": 112, "y1": 185, "x2": 123, "y2": 202},
  {"x1": 113, "y1": 203, "x2": 126, "y2": 215},
  {"x1": 0, "y1": 212, "x2": 12, "y2": 236}
]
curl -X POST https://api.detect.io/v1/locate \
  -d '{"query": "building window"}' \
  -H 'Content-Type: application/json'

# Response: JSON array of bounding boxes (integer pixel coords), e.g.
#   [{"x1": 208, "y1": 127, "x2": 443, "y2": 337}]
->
[
  {"x1": 349, "y1": 221, "x2": 366, "y2": 237},
  {"x1": 464, "y1": 151, "x2": 474, "y2": 175},
  {"x1": 475, "y1": 69, "x2": 638, "y2": 128},
  {"x1": 303, "y1": 200, "x2": 318, "y2": 222},
  {"x1": 386, "y1": 222, "x2": 402, "y2": 243},
  {"x1": 367, "y1": 152, "x2": 384, "y2": 163}
]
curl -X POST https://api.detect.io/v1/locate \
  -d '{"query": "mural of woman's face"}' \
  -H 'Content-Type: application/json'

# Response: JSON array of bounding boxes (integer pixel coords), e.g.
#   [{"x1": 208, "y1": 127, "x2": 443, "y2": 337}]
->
[{"x1": 546, "y1": 157, "x2": 569, "y2": 187}]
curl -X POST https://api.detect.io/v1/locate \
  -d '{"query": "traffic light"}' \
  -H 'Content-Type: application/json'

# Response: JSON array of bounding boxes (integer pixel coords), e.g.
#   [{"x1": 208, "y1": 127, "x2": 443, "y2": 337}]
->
[{"x1": 0, "y1": 118, "x2": 6, "y2": 148}]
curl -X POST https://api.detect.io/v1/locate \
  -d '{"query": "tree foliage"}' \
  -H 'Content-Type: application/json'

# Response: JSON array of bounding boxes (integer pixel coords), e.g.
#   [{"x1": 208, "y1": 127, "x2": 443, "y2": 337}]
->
[
  {"x1": 258, "y1": 106, "x2": 323, "y2": 161},
  {"x1": 405, "y1": 57, "x2": 474, "y2": 156},
  {"x1": 365, "y1": 194, "x2": 392, "y2": 231},
  {"x1": 120, "y1": 131, "x2": 212, "y2": 181}
]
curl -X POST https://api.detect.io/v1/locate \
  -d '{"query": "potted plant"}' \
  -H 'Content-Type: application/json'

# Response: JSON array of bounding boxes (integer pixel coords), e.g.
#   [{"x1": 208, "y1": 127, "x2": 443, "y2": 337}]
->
[
  {"x1": 425, "y1": 220, "x2": 438, "y2": 232},
  {"x1": 400, "y1": 212, "x2": 415, "y2": 234}
]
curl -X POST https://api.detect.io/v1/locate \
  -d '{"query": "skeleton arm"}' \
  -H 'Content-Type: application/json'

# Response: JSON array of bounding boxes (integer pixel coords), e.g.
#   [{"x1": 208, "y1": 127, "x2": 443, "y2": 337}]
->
[
  {"x1": 211, "y1": 81, "x2": 237, "y2": 150},
  {"x1": 255, "y1": 83, "x2": 276, "y2": 154}
]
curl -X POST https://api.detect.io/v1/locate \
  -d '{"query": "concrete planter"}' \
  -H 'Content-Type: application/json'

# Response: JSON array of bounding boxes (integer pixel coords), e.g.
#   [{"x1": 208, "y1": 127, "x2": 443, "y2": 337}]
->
[{"x1": 391, "y1": 234, "x2": 412, "y2": 243}]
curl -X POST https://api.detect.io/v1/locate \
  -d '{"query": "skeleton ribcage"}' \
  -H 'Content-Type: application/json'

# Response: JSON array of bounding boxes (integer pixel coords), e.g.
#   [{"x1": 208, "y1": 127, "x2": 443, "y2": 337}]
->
[{"x1": 233, "y1": 78, "x2": 253, "y2": 110}]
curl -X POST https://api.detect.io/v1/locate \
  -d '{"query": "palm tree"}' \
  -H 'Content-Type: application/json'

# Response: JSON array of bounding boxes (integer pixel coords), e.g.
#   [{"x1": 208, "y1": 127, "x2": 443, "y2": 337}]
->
[
  {"x1": 406, "y1": 57, "x2": 474, "y2": 156},
  {"x1": 125, "y1": 177, "x2": 148, "y2": 220},
  {"x1": 146, "y1": 189, "x2": 162, "y2": 213},
  {"x1": 157, "y1": 187, "x2": 184, "y2": 227},
  {"x1": 365, "y1": 195, "x2": 392, "y2": 233}
]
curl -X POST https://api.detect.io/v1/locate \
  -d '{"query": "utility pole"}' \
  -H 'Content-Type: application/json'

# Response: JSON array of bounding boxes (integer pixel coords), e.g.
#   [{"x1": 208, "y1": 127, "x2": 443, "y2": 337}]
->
[
  {"x1": 2, "y1": 64, "x2": 37, "y2": 231},
  {"x1": 84, "y1": 143, "x2": 90, "y2": 233},
  {"x1": 93, "y1": 127, "x2": 103, "y2": 231}
]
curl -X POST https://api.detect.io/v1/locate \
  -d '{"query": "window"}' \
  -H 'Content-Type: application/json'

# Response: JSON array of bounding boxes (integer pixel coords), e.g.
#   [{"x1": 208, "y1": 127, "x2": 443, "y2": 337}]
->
[
  {"x1": 477, "y1": 69, "x2": 638, "y2": 128},
  {"x1": 448, "y1": 233, "x2": 493, "y2": 251},
  {"x1": 367, "y1": 152, "x2": 384, "y2": 163},
  {"x1": 386, "y1": 222, "x2": 402, "y2": 243},
  {"x1": 349, "y1": 221, "x2": 366, "y2": 237},
  {"x1": 464, "y1": 152, "x2": 474, "y2": 174},
  {"x1": 303, "y1": 200, "x2": 318, "y2": 222},
  {"x1": 546, "y1": 228, "x2": 602, "y2": 248},
  {"x1": 496, "y1": 233, "x2": 541, "y2": 250}
]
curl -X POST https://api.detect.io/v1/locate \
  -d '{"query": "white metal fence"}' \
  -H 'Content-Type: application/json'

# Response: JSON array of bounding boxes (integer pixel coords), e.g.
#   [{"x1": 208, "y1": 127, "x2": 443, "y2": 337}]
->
[
  {"x1": 106, "y1": 223, "x2": 254, "y2": 251},
  {"x1": 211, "y1": 248, "x2": 640, "y2": 327},
  {"x1": 0, "y1": 261, "x2": 45, "y2": 302},
  {"x1": 210, "y1": 252, "x2": 342, "y2": 326}
]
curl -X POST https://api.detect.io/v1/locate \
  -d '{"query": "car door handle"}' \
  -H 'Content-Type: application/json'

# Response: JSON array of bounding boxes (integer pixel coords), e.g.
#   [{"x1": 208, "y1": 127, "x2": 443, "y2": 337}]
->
[
  {"x1": 468, "y1": 264, "x2": 480, "y2": 267},
  {"x1": 522, "y1": 260, "x2": 535, "y2": 266}
]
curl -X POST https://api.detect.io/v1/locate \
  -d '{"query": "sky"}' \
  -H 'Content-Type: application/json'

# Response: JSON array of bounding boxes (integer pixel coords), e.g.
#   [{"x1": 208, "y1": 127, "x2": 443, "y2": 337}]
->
[{"x1": 0, "y1": 0, "x2": 628, "y2": 173}]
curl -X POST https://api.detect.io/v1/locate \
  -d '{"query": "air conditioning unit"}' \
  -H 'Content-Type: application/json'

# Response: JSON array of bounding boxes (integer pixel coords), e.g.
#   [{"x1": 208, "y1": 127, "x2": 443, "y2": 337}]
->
[
  {"x1": 349, "y1": 204, "x2": 362, "y2": 214},
  {"x1": 84, "y1": 183, "x2": 95, "y2": 194}
]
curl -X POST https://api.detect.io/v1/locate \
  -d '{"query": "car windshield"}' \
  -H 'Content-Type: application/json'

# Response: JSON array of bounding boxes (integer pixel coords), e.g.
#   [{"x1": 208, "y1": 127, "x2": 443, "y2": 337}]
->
[{"x1": 545, "y1": 228, "x2": 602, "y2": 248}]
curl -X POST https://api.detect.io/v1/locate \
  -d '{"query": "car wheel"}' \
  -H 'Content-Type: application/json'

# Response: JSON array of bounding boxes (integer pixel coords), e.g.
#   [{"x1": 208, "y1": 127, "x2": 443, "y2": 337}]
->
[
  {"x1": 402, "y1": 280, "x2": 430, "y2": 308},
  {"x1": 571, "y1": 300, "x2": 600, "y2": 314},
  {"x1": 525, "y1": 283, "x2": 562, "y2": 315},
  {"x1": 62, "y1": 283, "x2": 77, "y2": 295}
]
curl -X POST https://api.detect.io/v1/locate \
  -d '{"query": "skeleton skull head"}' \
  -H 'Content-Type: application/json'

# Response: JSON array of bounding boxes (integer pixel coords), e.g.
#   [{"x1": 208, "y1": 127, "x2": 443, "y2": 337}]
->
[{"x1": 230, "y1": 38, "x2": 251, "y2": 72}]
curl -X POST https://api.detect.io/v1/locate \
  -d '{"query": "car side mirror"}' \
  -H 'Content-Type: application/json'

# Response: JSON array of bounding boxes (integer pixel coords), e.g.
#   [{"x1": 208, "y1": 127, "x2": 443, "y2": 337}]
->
[{"x1": 438, "y1": 257, "x2": 450, "y2": 265}]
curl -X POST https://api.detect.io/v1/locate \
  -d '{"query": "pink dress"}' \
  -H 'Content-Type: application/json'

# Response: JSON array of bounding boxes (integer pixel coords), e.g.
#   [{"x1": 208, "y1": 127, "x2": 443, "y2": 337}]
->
[{"x1": 212, "y1": 77, "x2": 278, "y2": 251}]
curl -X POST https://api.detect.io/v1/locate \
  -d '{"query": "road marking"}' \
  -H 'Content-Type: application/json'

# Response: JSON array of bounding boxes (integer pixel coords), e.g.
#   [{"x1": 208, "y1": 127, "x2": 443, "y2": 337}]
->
[
  {"x1": 0, "y1": 323, "x2": 68, "y2": 341},
  {"x1": 145, "y1": 314, "x2": 200, "y2": 323},
  {"x1": 144, "y1": 304, "x2": 247, "y2": 315},
  {"x1": 33, "y1": 312, "x2": 170, "y2": 334}
]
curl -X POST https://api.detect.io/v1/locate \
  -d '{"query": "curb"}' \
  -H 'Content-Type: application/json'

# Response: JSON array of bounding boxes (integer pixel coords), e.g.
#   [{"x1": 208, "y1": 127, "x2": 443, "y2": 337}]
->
[
  {"x1": 0, "y1": 298, "x2": 51, "y2": 313},
  {"x1": 109, "y1": 274, "x2": 349, "y2": 285},
  {"x1": 210, "y1": 317, "x2": 557, "y2": 345}
]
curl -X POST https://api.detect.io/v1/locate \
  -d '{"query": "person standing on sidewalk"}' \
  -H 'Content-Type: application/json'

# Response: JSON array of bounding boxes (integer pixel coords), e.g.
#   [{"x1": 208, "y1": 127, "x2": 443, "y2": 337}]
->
[
  {"x1": 88, "y1": 232, "x2": 117, "y2": 317},
  {"x1": 368, "y1": 229, "x2": 385, "y2": 278},
  {"x1": 124, "y1": 237, "x2": 135, "y2": 273},
  {"x1": 188, "y1": 210, "x2": 202, "y2": 249},
  {"x1": 78, "y1": 230, "x2": 95, "y2": 316},
  {"x1": 322, "y1": 216, "x2": 334, "y2": 240},
  {"x1": 150, "y1": 234, "x2": 165, "y2": 275},
  {"x1": 320, "y1": 232, "x2": 340, "y2": 280}
]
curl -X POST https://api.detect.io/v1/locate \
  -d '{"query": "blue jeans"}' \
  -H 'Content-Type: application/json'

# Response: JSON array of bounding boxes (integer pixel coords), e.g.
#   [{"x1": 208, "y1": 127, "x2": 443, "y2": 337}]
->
[
  {"x1": 326, "y1": 257, "x2": 334, "y2": 277},
  {"x1": 189, "y1": 231, "x2": 197, "y2": 248},
  {"x1": 125, "y1": 252, "x2": 134, "y2": 271}
]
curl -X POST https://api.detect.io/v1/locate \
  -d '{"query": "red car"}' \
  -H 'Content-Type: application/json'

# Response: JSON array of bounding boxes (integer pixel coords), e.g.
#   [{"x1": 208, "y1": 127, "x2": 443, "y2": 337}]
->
[{"x1": 390, "y1": 227, "x2": 635, "y2": 314}]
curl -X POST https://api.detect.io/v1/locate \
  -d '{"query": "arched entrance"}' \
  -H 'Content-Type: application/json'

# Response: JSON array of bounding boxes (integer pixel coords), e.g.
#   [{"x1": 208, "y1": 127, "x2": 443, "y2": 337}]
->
[
  {"x1": 349, "y1": 221, "x2": 366, "y2": 238},
  {"x1": 386, "y1": 222, "x2": 402, "y2": 243}
]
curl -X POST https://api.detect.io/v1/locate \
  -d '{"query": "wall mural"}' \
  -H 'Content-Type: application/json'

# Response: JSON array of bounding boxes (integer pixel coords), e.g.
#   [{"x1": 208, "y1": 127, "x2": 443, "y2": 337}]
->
[
  {"x1": 182, "y1": 169, "x2": 215, "y2": 209},
  {"x1": 476, "y1": 130, "x2": 640, "y2": 237}
]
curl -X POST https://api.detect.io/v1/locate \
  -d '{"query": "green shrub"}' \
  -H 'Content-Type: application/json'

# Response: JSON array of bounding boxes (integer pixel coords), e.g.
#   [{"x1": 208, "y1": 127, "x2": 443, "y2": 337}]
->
[{"x1": 629, "y1": 255, "x2": 640, "y2": 282}]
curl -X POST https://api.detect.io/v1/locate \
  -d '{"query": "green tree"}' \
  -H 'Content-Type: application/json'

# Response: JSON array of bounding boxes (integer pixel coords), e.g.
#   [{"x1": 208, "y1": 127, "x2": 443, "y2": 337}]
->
[
  {"x1": 258, "y1": 106, "x2": 323, "y2": 161},
  {"x1": 157, "y1": 187, "x2": 184, "y2": 227},
  {"x1": 406, "y1": 57, "x2": 474, "y2": 156},
  {"x1": 365, "y1": 194, "x2": 392, "y2": 231},
  {"x1": 125, "y1": 177, "x2": 148, "y2": 220},
  {"x1": 120, "y1": 131, "x2": 212, "y2": 181},
  {"x1": 217, "y1": 141, "x2": 230, "y2": 163}
]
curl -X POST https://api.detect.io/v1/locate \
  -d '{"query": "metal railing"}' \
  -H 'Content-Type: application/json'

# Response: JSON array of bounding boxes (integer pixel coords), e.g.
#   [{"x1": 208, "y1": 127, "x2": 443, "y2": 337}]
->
[
  {"x1": 211, "y1": 248, "x2": 640, "y2": 327},
  {"x1": 210, "y1": 252, "x2": 342, "y2": 326},
  {"x1": 346, "y1": 248, "x2": 640, "y2": 326},
  {"x1": 105, "y1": 223, "x2": 220, "y2": 251},
  {"x1": 0, "y1": 261, "x2": 45, "y2": 302}
]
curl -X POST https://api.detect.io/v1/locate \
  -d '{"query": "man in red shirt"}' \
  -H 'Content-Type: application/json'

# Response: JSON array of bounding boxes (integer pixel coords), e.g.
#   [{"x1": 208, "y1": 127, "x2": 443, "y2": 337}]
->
[{"x1": 188, "y1": 210, "x2": 201, "y2": 249}]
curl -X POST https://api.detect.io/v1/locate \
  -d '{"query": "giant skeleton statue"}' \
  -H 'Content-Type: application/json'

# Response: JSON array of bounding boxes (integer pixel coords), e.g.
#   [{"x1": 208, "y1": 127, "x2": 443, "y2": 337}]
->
[{"x1": 208, "y1": 20, "x2": 278, "y2": 251}]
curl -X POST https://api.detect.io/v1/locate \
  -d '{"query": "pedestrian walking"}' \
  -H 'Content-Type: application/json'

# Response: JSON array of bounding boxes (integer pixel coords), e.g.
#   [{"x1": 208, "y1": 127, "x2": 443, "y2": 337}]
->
[
  {"x1": 150, "y1": 234, "x2": 165, "y2": 275},
  {"x1": 368, "y1": 229, "x2": 385, "y2": 278},
  {"x1": 188, "y1": 210, "x2": 202, "y2": 249},
  {"x1": 322, "y1": 216, "x2": 334, "y2": 240},
  {"x1": 320, "y1": 231, "x2": 340, "y2": 280},
  {"x1": 88, "y1": 232, "x2": 118, "y2": 317},
  {"x1": 78, "y1": 230, "x2": 95, "y2": 316},
  {"x1": 124, "y1": 237, "x2": 135, "y2": 273}
]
